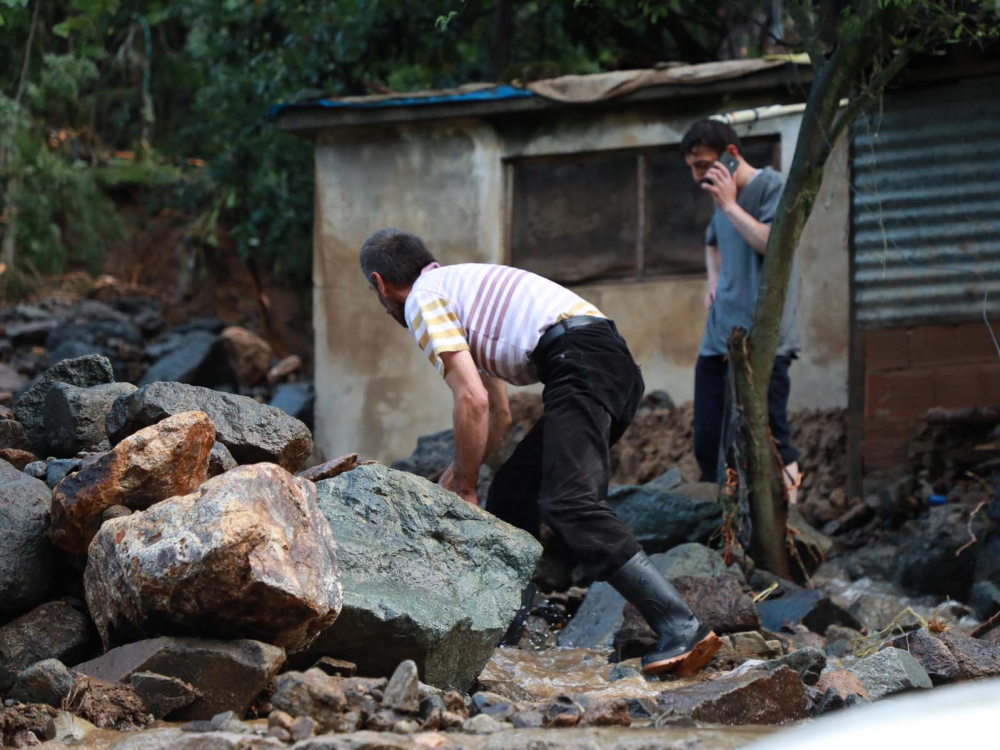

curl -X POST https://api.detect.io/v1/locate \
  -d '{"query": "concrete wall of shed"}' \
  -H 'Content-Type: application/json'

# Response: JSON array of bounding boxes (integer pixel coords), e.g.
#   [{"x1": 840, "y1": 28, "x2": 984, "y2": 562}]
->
[{"x1": 312, "y1": 105, "x2": 850, "y2": 464}]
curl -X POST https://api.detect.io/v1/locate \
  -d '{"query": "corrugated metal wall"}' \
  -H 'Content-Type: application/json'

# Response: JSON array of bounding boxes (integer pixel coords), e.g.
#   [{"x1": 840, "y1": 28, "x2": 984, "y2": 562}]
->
[{"x1": 851, "y1": 75, "x2": 1000, "y2": 328}]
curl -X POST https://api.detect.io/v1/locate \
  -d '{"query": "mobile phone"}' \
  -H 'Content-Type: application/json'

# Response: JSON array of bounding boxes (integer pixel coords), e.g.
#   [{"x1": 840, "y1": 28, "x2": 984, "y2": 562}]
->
[{"x1": 700, "y1": 152, "x2": 739, "y2": 185}]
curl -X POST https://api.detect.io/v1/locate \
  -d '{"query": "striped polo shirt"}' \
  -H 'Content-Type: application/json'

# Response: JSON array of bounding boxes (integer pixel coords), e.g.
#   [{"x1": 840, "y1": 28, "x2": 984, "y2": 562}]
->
[{"x1": 405, "y1": 263, "x2": 605, "y2": 386}]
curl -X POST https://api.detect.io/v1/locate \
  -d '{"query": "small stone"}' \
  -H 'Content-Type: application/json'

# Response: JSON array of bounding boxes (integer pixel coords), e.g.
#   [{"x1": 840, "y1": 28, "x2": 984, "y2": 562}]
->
[
  {"x1": 181, "y1": 720, "x2": 215, "y2": 732},
  {"x1": 42, "y1": 711, "x2": 85, "y2": 743},
  {"x1": 936, "y1": 629, "x2": 1000, "y2": 681},
  {"x1": 510, "y1": 709, "x2": 545, "y2": 728},
  {"x1": 471, "y1": 691, "x2": 516, "y2": 720},
  {"x1": 10, "y1": 659, "x2": 75, "y2": 707},
  {"x1": 298, "y1": 453, "x2": 359, "y2": 483},
  {"x1": 847, "y1": 648, "x2": 932, "y2": 700},
  {"x1": 290, "y1": 715, "x2": 317, "y2": 741},
  {"x1": 442, "y1": 691, "x2": 469, "y2": 717},
  {"x1": 268, "y1": 709, "x2": 295, "y2": 731},
  {"x1": 419, "y1": 694, "x2": 447, "y2": 722},
  {"x1": 969, "y1": 581, "x2": 1000, "y2": 621},
  {"x1": 581, "y1": 699, "x2": 631, "y2": 727},
  {"x1": 267, "y1": 355, "x2": 302, "y2": 386},
  {"x1": 365, "y1": 709, "x2": 396, "y2": 732},
  {"x1": 543, "y1": 695, "x2": 581, "y2": 728},
  {"x1": 462, "y1": 713, "x2": 510, "y2": 734},
  {"x1": 328, "y1": 709, "x2": 362, "y2": 733},
  {"x1": 100, "y1": 505, "x2": 131, "y2": 523},
  {"x1": 439, "y1": 710, "x2": 465, "y2": 729},
  {"x1": 883, "y1": 630, "x2": 960, "y2": 685},
  {"x1": 23, "y1": 460, "x2": 47, "y2": 479},
  {"x1": 271, "y1": 669, "x2": 347, "y2": 734},
  {"x1": 312, "y1": 656, "x2": 357, "y2": 678},
  {"x1": 129, "y1": 671, "x2": 200, "y2": 719},
  {"x1": 391, "y1": 717, "x2": 421, "y2": 734},
  {"x1": 207, "y1": 442, "x2": 238, "y2": 478},
  {"x1": 267, "y1": 726, "x2": 292, "y2": 742},
  {"x1": 10, "y1": 730, "x2": 41, "y2": 747},
  {"x1": 0, "y1": 448, "x2": 38, "y2": 470},
  {"x1": 384, "y1": 659, "x2": 421, "y2": 714},
  {"x1": 0, "y1": 419, "x2": 31, "y2": 451},
  {"x1": 220, "y1": 326, "x2": 272, "y2": 387},
  {"x1": 761, "y1": 648, "x2": 827, "y2": 686},
  {"x1": 816, "y1": 669, "x2": 870, "y2": 700}
]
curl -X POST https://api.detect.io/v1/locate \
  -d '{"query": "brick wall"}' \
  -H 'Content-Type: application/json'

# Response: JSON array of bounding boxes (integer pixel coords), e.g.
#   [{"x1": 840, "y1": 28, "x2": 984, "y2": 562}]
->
[{"x1": 862, "y1": 322, "x2": 1000, "y2": 472}]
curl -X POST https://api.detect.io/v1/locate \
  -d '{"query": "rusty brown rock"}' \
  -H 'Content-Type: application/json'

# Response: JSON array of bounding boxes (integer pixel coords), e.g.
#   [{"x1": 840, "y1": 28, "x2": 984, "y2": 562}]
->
[
  {"x1": 84, "y1": 463, "x2": 342, "y2": 652},
  {"x1": 936, "y1": 629, "x2": 1000, "y2": 681},
  {"x1": 221, "y1": 327, "x2": 272, "y2": 387},
  {"x1": 656, "y1": 666, "x2": 809, "y2": 725},
  {"x1": 815, "y1": 669, "x2": 870, "y2": 700},
  {"x1": 297, "y1": 453, "x2": 358, "y2": 483},
  {"x1": 0, "y1": 448, "x2": 38, "y2": 471},
  {"x1": 49, "y1": 411, "x2": 215, "y2": 554},
  {"x1": 581, "y1": 699, "x2": 631, "y2": 727},
  {"x1": 883, "y1": 630, "x2": 959, "y2": 684}
]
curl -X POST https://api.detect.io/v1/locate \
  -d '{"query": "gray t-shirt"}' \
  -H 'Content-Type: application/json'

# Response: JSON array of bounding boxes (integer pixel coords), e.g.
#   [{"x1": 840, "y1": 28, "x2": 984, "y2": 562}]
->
[{"x1": 700, "y1": 167, "x2": 801, "y2": 357}]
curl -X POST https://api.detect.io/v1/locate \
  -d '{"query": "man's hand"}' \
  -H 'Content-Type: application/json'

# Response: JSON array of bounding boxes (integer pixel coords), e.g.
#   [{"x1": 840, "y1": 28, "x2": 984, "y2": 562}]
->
[
  {"x1": 438, "y1": 463, "x2": 478, "y2": 506},
  {"x1": 701, "y1": 162, "x2": 737, "y2": 210},
  {"x1": 703, "y1": 282, "x2": 717, "y2": 310}
]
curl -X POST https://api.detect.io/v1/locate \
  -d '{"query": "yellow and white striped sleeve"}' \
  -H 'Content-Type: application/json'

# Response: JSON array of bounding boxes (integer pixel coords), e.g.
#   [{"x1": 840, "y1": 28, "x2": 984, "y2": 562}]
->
[{"x1": 407, "y1": 293, "x2": 470, "y2": 376}]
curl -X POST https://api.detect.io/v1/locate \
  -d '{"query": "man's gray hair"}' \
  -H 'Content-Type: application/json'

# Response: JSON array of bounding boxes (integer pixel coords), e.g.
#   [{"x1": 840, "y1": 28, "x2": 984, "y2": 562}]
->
[{"x1": 360, "y1": 228, "x2": 437, "y2": 287}]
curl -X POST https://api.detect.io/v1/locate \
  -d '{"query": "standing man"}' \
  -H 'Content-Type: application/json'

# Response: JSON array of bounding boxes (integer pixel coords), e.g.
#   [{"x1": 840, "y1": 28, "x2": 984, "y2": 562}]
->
[
  {"x1": 360, "y1": 228, "x2": 721, "y2": 676},
  {"x1": 681, "y1": 120, "x2": 801, "y2": 499}
]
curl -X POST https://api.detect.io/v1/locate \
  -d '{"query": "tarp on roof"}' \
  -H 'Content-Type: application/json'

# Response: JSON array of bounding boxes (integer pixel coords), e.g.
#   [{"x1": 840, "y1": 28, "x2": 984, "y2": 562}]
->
[
  {"x1": 268, "y1": 57, "x2": 801, "y2": 118},
  {"x1": 525, "y1": 58, "x2": 792, "y2": 103}
]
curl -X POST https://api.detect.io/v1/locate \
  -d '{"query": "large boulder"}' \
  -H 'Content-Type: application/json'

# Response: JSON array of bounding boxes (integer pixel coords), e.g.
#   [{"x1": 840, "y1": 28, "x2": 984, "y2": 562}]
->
[
  {"x1": 606, "y1": 482, "x2": 723, "y2": 553},
  {"x1": 0, "y1": 460, "x2": 55, "y2": 617},
  {"x1": 74, "y1": 637, "x2": 285, "y2": 721},
  {"x1": 138, "y1": 331, "x2": 230, "y2": 388},
  {"x1": 107, "y1": 382, "x2": 312, "y2": 473},
  {"x1": 306, "y1": 464, "x2": 542, "y2": 690},
  {"x1": 84, "y1": 463, "x2": 341, "y2": 653},
  {"x1": 43, "y1": 382, "x2": 138, "y2": 457},
  {"x1": 0, "y1": 601, "x2": 92, "y2": 674},
  {"x1": 13, "y1": 355, "x2": 115, "y2": 455},
  {"x1": 50, "y1": 411, "x2": 216, "y2": 554},
  {"x1": 558, "y1": 544, "x2": 733, "y2": 649}
]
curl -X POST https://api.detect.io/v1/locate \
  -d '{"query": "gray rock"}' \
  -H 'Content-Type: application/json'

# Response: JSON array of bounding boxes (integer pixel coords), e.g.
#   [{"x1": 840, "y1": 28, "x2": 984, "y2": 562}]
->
[
  {"x1": 207, "y1": 442, "x2": 237, "y2": 478},
  {"x1": 270, "y1": 669, "x2": 347, "y2": 734},
  {"x1": 304, "y1": 464, "x2": 542, "y2": 690},
  {"x1": 969, "y1": 581, "x2": 1000, "y2": 621},
  {"x1": 23, "y1": 460, "x2": 46, "y2": 480},
  {"x1": 755, "y1": 648, "x2": 826, "y2": 686},
  {"x1": 107, "y1": 728, "x2": 283, "y2": 749},
  {"x1": 847, "y1": 647, "x2": 933, "y2": 700},
  {"x1": 383, "y1": 660, "x2": 420, "y2": 714},
  {"x1": 43, "y1": 382, "x2": 137, "y2": 457},
  {"x1": 844, "y1": 543, "x2": 899, "y2": 581},
  {"x1": 0, "y1": 601, "x2": 92, "y2": 672},
  {"x1": 656, "y1": 665, "x2": 809, "y2": 725},
  {"x1": 42, "y1": 711, "x2": 86, "y2": 744},
  {"x1": 12, "y1": 355, "x2": 115, "y2": 455},
  {"x1": 896, "y1": 504, "x2": 985, "y2": 600},
  {"x1": 130, "y1": 672, "x2": 200, "y2": 719},
  {"x1": 84, "y1": 464, "x2": 340, "y2": 652},
  {"x1": 138, "y1": 331, "x2": 229, "y2": 388},
  {"x1": 9, "y1": 659, "x2": 75, "y2": 707},
  {"x1": 757, "y1": 589, "x2": 862, "y2": 635},
  {"x1": 0, "y1": 419, "x2": 30, "y2": 451},
  {"x1": 74, "y1": 637, "x2": 285, "y2": 721},
  {"x1": 606, "y1": 482, "x2": 723, "y2": 554},
  {"x1": 270, "y1": 382, "x2": 315, "y2": 430},
  {"x1": 558, "y1": 544, "x2": 732, "y2": 649},
  {"x1": 462, "y1": 713, "x2": 511, "y2": 734},
  {"x1": 883, "y1": 630, "x2": 960, "y2": 685},
  {"x1": 107, "y1": 382, "x2": 312, "y2": 473},
  {"x1": 0, "y1": 460, "x2": 55, "y2": 616}
]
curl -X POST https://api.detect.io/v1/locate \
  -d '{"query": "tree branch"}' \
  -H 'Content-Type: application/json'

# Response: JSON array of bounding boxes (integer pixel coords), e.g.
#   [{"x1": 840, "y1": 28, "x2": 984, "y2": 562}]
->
[{"x1": 826, "y1": 45, "x2": 915, "y2": 148}]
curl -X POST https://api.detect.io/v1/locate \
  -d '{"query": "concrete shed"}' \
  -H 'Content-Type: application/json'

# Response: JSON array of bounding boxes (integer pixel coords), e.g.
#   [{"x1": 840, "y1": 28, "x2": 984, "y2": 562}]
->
[{"x1": 275, "y1": 59, "x2": 853, "y2": 465}]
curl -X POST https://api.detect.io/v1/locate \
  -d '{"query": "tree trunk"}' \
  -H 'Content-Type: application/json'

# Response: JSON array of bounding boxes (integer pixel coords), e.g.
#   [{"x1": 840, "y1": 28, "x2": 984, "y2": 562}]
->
[{"x1": 732, "y1": 30, "x2": 880, "y2": 574}]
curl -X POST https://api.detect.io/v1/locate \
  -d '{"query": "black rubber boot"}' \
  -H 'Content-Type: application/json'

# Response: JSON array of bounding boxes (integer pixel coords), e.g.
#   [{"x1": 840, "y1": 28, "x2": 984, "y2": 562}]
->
[
  {"x1": 608, "y1": 551, "x2": 721, "y2": 675},
  {"x1": 500, "y1": 581, "x2": 537, "y2": 647}
]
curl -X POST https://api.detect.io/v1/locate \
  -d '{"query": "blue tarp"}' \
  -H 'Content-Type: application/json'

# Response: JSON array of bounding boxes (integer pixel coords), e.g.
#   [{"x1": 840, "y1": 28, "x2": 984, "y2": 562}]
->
[{"x1": 267, "y1": 84, "x2": 533, "y2": 119}]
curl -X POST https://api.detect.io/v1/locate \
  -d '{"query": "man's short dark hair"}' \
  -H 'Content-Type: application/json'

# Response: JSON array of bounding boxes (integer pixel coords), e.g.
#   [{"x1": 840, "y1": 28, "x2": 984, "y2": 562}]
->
[
  {"x1": 681, "y1": 119, "x2": 741, "y2": 156},
  {"x1": 359, "y1": 228, "x2": 437, "y2": 287}
]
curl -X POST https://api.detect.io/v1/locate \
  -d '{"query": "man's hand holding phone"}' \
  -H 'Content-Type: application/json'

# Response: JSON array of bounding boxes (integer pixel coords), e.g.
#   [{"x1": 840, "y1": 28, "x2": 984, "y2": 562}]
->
[{"x1": 701, "y1": 159, "x2": 738, "y2": 210}]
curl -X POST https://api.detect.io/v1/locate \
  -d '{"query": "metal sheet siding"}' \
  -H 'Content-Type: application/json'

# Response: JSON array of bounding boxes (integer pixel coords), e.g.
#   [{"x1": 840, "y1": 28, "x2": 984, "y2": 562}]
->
[{"x1": 851, "y1": 76, "x2": 1000, "y2": 328}]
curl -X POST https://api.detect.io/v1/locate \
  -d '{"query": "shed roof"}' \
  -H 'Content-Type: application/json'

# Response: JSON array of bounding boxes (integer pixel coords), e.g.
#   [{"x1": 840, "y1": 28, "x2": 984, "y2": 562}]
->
[{"x1": 272, "y1": 57, "x2": 812, "y2": 134}]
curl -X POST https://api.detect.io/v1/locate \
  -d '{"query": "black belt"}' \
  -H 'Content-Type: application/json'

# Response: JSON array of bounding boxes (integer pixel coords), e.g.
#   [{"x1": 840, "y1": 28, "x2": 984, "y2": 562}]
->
[{"x1": 531, "y1": 315, "x2": 605, "y2": 363}]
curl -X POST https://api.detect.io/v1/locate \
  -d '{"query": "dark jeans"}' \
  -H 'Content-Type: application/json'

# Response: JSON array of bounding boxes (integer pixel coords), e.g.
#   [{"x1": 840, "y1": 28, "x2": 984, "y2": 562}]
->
[
  {"x1": 486, "y1": 319, "x2": 645, "y2": 581},
  {"x1": 693, "y1": 353, "x2": 799, "y2": 482}
]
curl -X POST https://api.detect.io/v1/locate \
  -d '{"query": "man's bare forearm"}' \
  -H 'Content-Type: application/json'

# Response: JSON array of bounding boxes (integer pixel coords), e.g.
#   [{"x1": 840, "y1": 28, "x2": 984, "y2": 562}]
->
[
  {"x1": 483, "y1": 376, "x2": 511, "y2": 458},
  {"x1": 721, "y1": 202, "x2": 771, "y2": 254},
  {"x1": 452, "y1": 391, "x2": 489, "y2": 493}
]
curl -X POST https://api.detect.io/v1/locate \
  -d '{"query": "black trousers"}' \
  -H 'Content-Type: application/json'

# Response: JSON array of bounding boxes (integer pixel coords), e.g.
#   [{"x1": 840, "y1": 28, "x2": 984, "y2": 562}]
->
[
  {"x1": 693, "y1": 353, "x2": 799, "y2": 482},
  {"x1": 486, "y1": 319, "x2": 645, "y2": 581}
]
